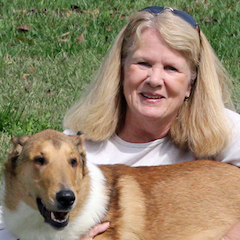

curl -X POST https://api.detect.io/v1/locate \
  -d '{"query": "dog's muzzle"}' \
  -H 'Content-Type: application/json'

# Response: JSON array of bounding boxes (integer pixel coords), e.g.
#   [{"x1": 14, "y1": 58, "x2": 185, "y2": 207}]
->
[{"x1": 37, "y1": 190, "x2": 75, "y2": 229}]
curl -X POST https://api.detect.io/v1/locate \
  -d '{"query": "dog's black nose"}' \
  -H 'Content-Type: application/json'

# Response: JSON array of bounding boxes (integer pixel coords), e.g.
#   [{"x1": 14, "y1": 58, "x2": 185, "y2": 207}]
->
[{"x1": 56, "y1": 190, "x2": 75, "y2": 209}]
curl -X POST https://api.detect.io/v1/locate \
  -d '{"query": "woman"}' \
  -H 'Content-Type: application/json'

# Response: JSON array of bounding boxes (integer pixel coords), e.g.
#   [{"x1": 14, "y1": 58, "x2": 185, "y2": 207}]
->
[
  {"x1": 64, "y1": 6, "x2": 239, "y2": 163},
  {"x1": 63, "y1": 6, "x2": 240, "y2": 240}
]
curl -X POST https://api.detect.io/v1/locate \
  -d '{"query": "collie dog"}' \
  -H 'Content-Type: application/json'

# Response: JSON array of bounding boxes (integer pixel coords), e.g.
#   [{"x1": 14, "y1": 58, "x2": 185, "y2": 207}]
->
[{"x1": 2, "y1": 129, "x2": 240, "y2": 240}]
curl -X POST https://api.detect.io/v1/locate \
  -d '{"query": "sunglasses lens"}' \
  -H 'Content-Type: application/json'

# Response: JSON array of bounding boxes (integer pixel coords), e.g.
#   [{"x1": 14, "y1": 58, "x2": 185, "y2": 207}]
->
[
  {"x1": 173, "y1": 10, "x2": 197, "y2": 28},
  {"x1": 141, "y1": 6, "x2": 198, "y2": 29},
  {"x1": 141, "y1": 6, "x2": 164, "y2": 15}
]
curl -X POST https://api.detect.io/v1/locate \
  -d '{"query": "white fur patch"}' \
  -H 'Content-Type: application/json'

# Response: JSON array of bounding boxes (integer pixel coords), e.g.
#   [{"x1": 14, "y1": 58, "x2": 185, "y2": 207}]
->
[
  {"x1": 70, "y1": 161, "x2": 109, "y2": 235},
  {"x1": 2, "y1": 162, "x2": 109, "y2": 240}
]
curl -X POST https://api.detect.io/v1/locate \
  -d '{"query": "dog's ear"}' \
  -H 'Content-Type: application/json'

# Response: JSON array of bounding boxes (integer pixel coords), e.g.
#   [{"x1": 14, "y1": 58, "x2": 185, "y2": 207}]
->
[
  {"x1": 5, "y1": 136, "x2": 30, "y2": 173},
  {"x1": 69, "y1": 132, "x2": 86, "y2": 177},
  {"x1": 69, "y1": 131, "x2": 86, "y2": 158}
]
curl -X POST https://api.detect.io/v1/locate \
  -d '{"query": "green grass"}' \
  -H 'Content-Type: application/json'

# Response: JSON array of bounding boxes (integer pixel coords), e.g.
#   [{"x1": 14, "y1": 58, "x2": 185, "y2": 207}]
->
[{"x1": 0, "y1": 0, "x2": 240, "y2": 169}]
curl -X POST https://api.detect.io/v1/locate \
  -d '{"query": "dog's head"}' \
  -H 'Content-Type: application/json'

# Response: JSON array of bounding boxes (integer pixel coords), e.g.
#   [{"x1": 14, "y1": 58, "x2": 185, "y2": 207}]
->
[{"x1": 4, "y1": 129, "x2": 89, "y2": 229}]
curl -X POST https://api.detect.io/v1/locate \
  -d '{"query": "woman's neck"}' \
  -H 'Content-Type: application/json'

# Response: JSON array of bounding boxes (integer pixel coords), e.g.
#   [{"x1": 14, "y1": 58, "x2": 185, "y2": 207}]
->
[{"x1": 117, "y1": 115, "x2": 173, "y2": 143}]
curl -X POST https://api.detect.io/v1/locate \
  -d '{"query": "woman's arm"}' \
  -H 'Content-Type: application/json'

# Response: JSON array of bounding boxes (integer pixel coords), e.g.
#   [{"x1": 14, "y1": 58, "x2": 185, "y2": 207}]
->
[
  {"x1": 79, "y1": 222, "x2": 110, "y2": 240},
  {"x1": 222, "y1": 221, "x2": 240, "y2": 240}
]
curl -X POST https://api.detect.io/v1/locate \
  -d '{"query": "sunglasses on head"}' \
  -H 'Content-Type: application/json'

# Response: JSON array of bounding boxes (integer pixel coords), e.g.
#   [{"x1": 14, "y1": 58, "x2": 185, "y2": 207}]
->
[
  {"x1": 141, "y1": 6, "x2": 199, "y2": 30},
  {"x1": 141, "y1": 6, "x2": 201, "y2": 80}
]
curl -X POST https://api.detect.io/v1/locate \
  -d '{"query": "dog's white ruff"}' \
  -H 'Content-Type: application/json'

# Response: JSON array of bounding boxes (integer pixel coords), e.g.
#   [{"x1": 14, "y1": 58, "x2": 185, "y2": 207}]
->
[{"x1": 2, "y1": 162, "x2": 109, "y2": 240}]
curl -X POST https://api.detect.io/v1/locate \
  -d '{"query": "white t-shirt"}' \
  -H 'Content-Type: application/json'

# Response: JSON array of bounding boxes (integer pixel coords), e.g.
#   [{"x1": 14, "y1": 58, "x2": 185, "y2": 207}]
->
[
  {"x1": 1, "y1": 108, "x2": 240, "y2": 239},
  {"x1": 84, "y1": 134, "x2": 196, "y2": 166},
  {"x1": 65, "y1": 108, "x2": 240, "y2": 167}
]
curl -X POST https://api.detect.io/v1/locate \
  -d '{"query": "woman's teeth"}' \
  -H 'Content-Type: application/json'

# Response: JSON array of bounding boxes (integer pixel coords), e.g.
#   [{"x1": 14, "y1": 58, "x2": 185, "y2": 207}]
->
[{"x1": 142, "y1": 93, "x2": 162, "y2": 99}]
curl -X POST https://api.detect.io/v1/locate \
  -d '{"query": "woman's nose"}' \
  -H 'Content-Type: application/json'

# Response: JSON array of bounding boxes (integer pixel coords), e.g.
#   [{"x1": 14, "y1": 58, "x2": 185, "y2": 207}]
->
[{"x1": 147, "y1": 67, "x2": 164, "y2": 88}]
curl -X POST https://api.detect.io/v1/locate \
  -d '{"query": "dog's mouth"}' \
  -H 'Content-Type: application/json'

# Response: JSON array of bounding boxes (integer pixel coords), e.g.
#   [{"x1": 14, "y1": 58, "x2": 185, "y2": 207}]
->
[{"x1": 36, "y1": 198, "x2": 70, "y2": 229}]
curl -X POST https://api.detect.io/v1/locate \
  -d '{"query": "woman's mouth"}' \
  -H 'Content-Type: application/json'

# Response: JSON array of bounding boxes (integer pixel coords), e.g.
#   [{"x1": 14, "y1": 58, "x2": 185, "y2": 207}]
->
[{"x1": 141, "y1": 93, "x2": 163, "y2": 99}]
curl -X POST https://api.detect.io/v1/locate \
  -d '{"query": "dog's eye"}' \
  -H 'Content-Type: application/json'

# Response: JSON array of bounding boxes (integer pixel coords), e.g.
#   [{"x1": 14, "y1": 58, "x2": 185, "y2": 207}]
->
[
  {"x1": 34, "y1": 157, "x2": 46, "y2": 166},
  {"x1": 70, "y1": 158, "x2": 77, "y2": 167}
]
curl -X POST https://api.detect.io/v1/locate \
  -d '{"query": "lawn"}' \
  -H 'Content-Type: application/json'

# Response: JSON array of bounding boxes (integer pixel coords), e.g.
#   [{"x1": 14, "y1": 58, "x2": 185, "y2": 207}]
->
[{"x1": 0, "y1": 0, "x2": 240, "y2": 168}]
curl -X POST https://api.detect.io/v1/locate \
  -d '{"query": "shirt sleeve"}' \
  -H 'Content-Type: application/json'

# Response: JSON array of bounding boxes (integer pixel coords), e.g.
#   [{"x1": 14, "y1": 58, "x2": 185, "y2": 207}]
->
[
  {"x1": 215, "y1": 109, "x2": 240, "y2": 166},
  {"x1": 0, "y1": 207, "x2": 18, "y2": 240},
  {"x1": 0, "y1": 225, "x2": 17, "y2": 240}
]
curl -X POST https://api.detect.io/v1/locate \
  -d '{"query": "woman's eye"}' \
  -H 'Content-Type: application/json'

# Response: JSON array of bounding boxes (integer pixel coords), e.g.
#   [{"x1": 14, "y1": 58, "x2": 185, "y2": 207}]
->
[
  {"x1": 137, "y1": 62, "x2": 151, "y2": 68},
  {"x1": 165, "y1": 65, "x2": 177, "y2": 71}
]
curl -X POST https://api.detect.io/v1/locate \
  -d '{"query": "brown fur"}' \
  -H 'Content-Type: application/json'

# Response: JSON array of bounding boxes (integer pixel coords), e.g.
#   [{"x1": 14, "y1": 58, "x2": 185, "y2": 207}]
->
[{"x1": 3, "y1": 129, "x2": 240, "y2": 240}]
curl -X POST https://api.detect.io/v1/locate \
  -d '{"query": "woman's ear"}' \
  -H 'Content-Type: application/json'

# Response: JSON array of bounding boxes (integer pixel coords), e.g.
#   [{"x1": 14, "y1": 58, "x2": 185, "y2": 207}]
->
[
  {"x1": 185, "y1": 84, "x2": 192, "y2": 99},
  {"x1": 186, "y1": 69, "x2": 198, "y2": 99}
]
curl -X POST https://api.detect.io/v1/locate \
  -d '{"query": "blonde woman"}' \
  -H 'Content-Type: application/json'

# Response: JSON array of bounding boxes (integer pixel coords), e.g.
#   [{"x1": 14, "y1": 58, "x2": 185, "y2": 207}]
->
[
  {"x1": 64, "y1": 6, "x2": 240, "y2": 240},
  {"x1": 64, "y1": 6, "x2": 238, "y2": 163}
]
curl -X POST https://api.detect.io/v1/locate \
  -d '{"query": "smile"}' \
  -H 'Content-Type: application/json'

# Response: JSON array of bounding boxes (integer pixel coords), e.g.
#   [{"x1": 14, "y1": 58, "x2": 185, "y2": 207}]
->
[
  {"x1": 141, "y1": 93, "x2": 163, "y2": 99},
  {"x1": 37, "y1": 198, "x2": 70, "y2": 229}
]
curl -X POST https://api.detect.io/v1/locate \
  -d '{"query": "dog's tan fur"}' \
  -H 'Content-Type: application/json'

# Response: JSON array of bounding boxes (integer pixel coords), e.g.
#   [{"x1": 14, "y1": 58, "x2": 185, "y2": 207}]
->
[{"x1": 3, "y1": 129, "x2": 240, "y2": 240}]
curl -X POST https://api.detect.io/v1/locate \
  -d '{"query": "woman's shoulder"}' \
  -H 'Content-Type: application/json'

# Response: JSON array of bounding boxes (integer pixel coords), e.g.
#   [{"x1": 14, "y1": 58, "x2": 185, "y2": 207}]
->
[
  {"x1": 226, "y1": 108, "x2": 240, "y2": 116},
  {"x1": 215, "y1": 109, "x2": 240, "y2": 166},
  {"x1": 226, "y1": 108, "x2": 240, "y2": 122},
  {"x1": 225, "y1": 108, "x2": 240, "y2": 133}
]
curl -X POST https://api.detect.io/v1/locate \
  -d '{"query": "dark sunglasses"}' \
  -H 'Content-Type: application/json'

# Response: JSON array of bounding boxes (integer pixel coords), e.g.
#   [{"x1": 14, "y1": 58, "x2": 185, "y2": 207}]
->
[{"x1": 141, "y1": 6, "x2": 199, "y2": 30}]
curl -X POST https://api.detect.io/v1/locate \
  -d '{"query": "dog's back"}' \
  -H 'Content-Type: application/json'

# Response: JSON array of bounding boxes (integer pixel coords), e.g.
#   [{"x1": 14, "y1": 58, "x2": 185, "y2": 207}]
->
[
  {"x1": 98, "y1": 162, "x2": 240, "y2": 240},
  {"x1": 2, "y1": 129, "x2": 240, "y2": 240}
]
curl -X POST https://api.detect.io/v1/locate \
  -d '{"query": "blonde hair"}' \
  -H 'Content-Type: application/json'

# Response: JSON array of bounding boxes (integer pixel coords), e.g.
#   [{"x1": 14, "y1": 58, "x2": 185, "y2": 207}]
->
[{"x1": 64, "y1": 9, "x2": 234, "y2": 158}]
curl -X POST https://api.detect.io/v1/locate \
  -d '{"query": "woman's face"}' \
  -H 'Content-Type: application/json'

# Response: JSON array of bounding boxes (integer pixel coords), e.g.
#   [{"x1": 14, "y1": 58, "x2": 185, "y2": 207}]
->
[{"x1": 123, "y1": 28, "x2": 193, "y2": 125}]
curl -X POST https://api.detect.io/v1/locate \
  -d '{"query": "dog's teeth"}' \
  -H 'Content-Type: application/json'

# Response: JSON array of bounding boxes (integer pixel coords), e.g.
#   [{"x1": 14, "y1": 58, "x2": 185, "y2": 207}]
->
[{"x1": 50, "y1": 212, "x2": 69, "y2": 223}]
